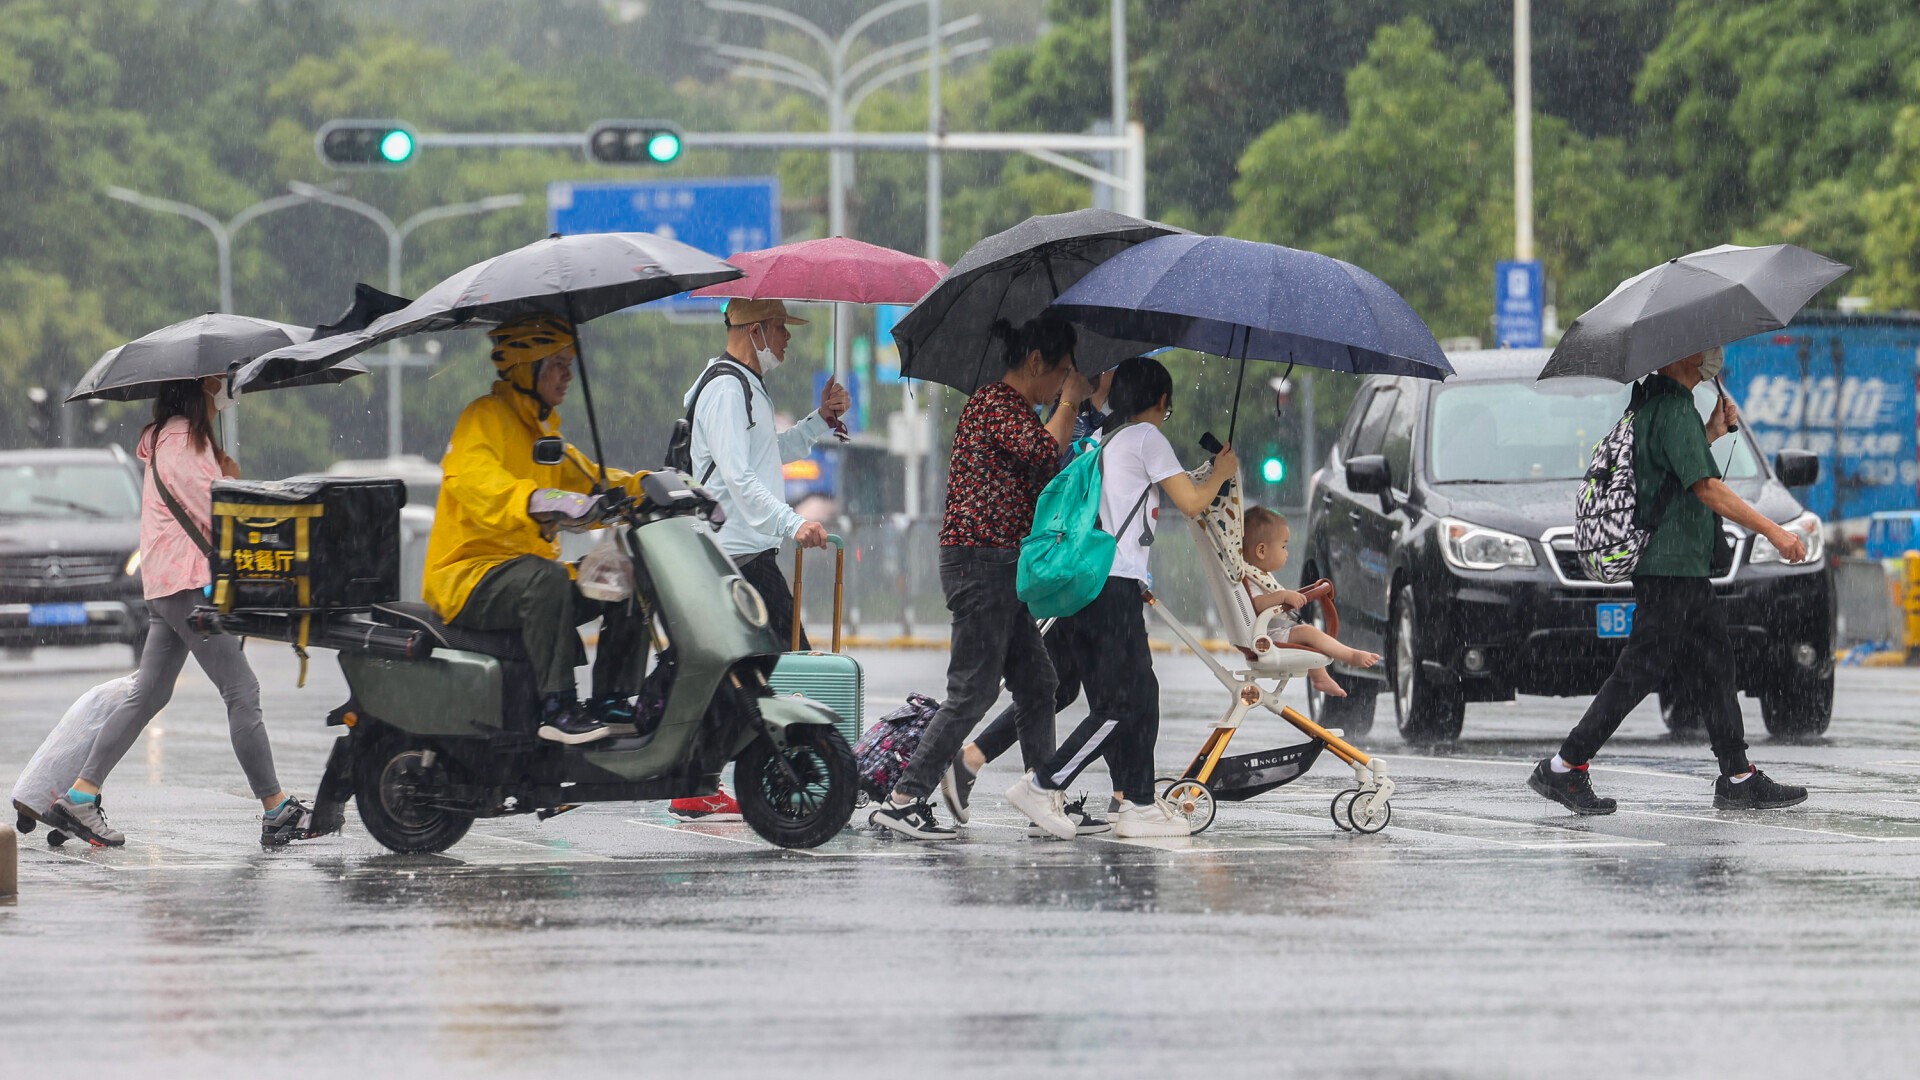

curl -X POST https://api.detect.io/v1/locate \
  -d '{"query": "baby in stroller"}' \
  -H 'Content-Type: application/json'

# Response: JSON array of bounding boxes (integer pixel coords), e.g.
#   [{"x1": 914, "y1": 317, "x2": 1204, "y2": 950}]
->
[{"x1": 1238, "y1": 505, "x2": 1380, "y2": 697}]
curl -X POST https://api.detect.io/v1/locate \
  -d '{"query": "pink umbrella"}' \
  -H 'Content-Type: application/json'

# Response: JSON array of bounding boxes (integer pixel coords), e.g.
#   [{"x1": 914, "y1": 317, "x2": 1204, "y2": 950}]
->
[{"x1": 690, "y1": 236, "x2": 946, "y2": 304}]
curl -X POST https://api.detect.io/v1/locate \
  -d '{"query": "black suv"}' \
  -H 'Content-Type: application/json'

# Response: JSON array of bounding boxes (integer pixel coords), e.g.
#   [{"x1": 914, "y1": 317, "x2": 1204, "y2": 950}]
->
[
  {"x1": 1302, "y1": 350, "x2": 1832, "y2": 744},
  {"x1": 0, "y1": 447, "x2": 148, "y2": 660}
]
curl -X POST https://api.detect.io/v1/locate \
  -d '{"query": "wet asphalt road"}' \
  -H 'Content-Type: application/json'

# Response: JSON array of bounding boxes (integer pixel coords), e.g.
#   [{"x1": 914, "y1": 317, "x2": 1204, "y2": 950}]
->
[{"x1": 3, "y1": 642, "x2": 1919, "y2": 1079}]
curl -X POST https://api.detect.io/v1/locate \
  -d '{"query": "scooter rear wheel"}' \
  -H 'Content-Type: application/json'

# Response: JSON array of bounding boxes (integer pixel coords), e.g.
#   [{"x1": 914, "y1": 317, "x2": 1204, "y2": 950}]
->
[
  {"x1": 353, "y1": 733, "x2": 474, "y2": 855},
  {"x1": 736, "y1": 724, "x2": 857, "y2": 849}
]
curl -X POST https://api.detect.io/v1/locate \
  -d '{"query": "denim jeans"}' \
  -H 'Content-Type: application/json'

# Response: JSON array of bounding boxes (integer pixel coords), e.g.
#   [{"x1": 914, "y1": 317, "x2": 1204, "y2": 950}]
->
[{"x1": 893, "y1": 546, "x2": 1058, "y2": 800}]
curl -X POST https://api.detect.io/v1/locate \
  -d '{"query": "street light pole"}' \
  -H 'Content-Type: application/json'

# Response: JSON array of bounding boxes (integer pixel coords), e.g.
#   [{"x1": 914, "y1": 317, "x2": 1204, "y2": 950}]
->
[
  {"x1": 286, "y1": 183, "x2": 525, "y2": 459},
  {"x1": 706, "y1": 0, "x2": 988, "y2": 383},
  {"x1": 1514, "y1": 0, "x2": 1534, "y2": 262},
  {"x1": 105, "y1": 187, "x2": 311, "y2": 452}
]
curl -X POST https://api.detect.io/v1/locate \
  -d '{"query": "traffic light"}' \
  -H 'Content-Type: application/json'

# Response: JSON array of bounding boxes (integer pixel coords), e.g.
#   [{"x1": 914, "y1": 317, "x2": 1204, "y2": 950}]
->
[
  {"x1": 1259, "y1": 448, "x2": 1287, "y2": 486},
  {"x1": 587, "y1": 121, "x2": 684, "y2": 165},
  {"x1": 317, "y1": 120, "x2": 418, "y2": 168}
]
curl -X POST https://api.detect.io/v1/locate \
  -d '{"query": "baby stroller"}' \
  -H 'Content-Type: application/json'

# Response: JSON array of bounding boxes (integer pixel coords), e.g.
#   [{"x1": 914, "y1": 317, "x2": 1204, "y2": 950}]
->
[{"x1": 1145, "y1": 461, "x2": 1395, "y2": 834}]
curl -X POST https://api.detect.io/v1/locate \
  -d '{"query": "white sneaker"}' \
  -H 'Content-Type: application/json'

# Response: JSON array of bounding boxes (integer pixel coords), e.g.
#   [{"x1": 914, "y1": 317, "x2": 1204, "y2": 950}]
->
[
  {"x1": 1112, "y1": 799, "x2": 1189, "y2": 838},
  {"x1": 1005, "y1": 773, "x2": 1077, "y2": 840}
]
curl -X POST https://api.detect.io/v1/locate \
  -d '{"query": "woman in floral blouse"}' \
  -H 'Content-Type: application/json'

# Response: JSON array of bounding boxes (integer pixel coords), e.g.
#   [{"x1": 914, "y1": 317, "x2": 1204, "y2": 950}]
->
[{"x1": 873, "y1": 311, "x2": 1091, "y2": 840}]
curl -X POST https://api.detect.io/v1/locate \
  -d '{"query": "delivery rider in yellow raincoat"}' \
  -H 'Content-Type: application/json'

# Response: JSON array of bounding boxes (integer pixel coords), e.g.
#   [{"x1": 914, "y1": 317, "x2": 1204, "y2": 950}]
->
[{"x1": 423, "y1": 314, "x2": 647, "y2": 746}]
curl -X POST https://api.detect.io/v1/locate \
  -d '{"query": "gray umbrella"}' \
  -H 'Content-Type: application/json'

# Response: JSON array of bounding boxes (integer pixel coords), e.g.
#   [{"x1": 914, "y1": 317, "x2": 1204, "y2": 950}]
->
[
  {"x1": 65, "y1": 312, "x2": 368, "y2": 403},
  {"x1": 1537, "y1": 244, "x2": 1850, "y2": 383},
  {"x1": 890, "y1": 208, "x2": 1188, "y2": 394},
  {"x1": 236, "y1": 231, "x2": 742, "y2": 390}
]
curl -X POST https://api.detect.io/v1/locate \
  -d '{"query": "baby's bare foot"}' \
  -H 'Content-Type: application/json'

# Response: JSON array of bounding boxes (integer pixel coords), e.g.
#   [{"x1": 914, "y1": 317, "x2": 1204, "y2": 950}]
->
[
  {"x1": 1309, "y1": 667, "x2": 1347, "y2": 697},
  {"x1": 1344, "y1": 649, "x2": 1381, "y2": 669}
]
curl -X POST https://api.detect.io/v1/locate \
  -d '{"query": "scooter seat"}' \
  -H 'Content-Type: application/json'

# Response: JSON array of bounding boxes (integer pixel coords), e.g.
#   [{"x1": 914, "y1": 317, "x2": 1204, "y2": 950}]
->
[{"x1": 370, "y1": 602, "x2": 530, "y2": 663}]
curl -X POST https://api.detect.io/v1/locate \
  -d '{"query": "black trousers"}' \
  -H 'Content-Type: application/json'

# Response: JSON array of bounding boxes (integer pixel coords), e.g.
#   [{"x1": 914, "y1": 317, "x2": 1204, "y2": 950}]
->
[
  {"x1": 1559, "y1": 575, "x2": 1751, "y2": 776},
  {"x1": 1034, "y1": 577, "x2": 1159, "y2": 803},
  {"x1": 970, "y1": 618, "x2": 1120, "y2": 777},
  {"x1": 740, "y1": 548, "x2": 809, "y2": 652},
  {"x1": 452, "y1": 555, "x2": 646, "y2": 699},
  {"x1": 894, "y1": 546, "x2": 1058, "y2": 800}
]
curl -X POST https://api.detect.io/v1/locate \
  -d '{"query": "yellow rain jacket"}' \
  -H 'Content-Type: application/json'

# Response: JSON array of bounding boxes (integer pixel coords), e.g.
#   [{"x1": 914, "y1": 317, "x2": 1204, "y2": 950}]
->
[{"x1": 423, "y1": 379, "x2": 642, "y2": 620}]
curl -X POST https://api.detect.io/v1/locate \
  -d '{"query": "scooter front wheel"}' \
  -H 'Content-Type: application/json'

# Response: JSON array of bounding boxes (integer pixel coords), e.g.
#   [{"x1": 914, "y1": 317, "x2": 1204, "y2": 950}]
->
[{"x1": 736, "y1": 724, "x2": 857, "y2": 849}]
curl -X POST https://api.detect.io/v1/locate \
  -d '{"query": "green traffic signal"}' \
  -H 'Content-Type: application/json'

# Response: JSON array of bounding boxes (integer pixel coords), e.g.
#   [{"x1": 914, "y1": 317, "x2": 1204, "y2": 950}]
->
[
  {"x1": 317, "y1": 120, "x2": 419, "y2": 169},
  {"x1": 1261, "y1": 456, "x2": 1286, "y2": 485},
  {"x1": 646, "y1": 131, "x2": 683, "y2": 163},
  {"x1": 378, "y1": 129, "x2": 416, "y2": 163}
]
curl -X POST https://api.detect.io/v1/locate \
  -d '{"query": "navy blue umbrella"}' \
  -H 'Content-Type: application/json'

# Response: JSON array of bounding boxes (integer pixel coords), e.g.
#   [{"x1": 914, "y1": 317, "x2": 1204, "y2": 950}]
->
[{"x1": 1051, "y1": 234, "x2": 1453, "y2": 380}]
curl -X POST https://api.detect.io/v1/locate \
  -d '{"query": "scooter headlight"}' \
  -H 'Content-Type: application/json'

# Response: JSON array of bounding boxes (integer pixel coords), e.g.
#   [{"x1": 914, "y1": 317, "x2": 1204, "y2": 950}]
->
[
  {"x1": 731, "y1": 577, "x2": 769, "y2": 627},
  {"x1": 1750, "y1": 511, "x2": 1824, "y2": 564},
  {"x1": 1440, "y1": 518, "x2": 1536, "y2": 571}
]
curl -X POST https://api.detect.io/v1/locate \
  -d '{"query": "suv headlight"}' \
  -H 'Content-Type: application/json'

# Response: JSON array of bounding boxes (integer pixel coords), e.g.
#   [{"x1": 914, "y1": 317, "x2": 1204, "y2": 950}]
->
[
  {"x1": 1440, "y1": 518, "x2": 1537, "y2": 571},
  {"x1": 1750, "y1": 511, "x2": 1824, "y2": 564},
  {"x1": 123, "y1": 550, "x2": 141, "y2": 576}
]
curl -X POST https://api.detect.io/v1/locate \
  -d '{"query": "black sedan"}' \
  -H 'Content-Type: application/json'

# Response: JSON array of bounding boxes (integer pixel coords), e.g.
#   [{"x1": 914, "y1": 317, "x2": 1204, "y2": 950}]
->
[
  {"x1": 1302, "y1": 350, "x2": 1832, "y2": 744},
  {"x1": 0, "y1": 447, "x2": 148, "y2": 660}
]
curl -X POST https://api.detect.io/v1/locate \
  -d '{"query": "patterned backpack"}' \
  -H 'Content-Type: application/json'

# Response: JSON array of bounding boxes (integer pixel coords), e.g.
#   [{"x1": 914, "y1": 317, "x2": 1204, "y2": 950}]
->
[
  {"x1": 1573, "y1": 388, "x2": 1678, "y2": 583},
  {"x1": 852, "y1": 693, "x2": 940, "y2": 802}
]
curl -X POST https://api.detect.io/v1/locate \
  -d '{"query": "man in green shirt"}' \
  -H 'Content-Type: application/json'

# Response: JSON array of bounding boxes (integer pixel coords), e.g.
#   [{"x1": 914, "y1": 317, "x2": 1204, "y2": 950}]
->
[{"x1": 1532, "y1": 347, "x2": 1811, "y2": 814}]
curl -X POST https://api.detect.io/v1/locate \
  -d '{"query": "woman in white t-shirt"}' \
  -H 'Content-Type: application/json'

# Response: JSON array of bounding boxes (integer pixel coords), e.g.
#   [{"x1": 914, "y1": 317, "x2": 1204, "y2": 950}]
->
[{"x1": 1028, "y1": 356, "x2": 1238, "y2": 838}]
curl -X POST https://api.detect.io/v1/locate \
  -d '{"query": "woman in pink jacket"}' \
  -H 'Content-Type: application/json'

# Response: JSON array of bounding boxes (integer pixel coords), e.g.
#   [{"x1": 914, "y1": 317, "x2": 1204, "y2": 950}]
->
[{"x1": 45, "y1": 377, "x2": 320, "y2": 848}]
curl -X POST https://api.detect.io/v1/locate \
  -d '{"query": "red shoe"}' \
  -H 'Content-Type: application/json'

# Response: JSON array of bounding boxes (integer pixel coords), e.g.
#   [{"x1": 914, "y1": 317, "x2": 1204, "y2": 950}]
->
[{"x1": 669, "y1": 787, "x2": 741, "y2": 822}]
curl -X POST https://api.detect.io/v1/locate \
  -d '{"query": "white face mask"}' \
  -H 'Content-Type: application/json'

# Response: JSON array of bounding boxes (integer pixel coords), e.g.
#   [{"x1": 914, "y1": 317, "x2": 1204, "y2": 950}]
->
[
  {"x1": 1697, "y1": 347, "x2": 1725, "y2": 381},
  {"x1": 750, "y1": 324, "x2": 782, "y2": 375},
  {"x1": 208, "y1": 378, "x2": 236, "y2": 413}
]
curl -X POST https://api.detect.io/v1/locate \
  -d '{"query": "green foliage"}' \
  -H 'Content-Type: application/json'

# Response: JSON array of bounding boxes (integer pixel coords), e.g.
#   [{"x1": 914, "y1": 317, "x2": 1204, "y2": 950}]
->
[{"x1": 1228, "y1": 19, "x2": 1678, "y2": 340}]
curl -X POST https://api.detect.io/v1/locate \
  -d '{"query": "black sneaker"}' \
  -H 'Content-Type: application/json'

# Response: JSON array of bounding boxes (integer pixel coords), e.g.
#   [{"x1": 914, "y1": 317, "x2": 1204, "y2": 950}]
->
[
  {"x1": 1528, "y1": 758, "x2": 1617, "y2": 815},
  {"x1": 869, "y1": 799, "x2": 956, "y2": 840},
  {"x1": 1713, "y1": 768, "x2": 1807, "y2": 810},
  {"x1": 538, "y1": 696, "x2": 610, "y2": 745},
  {"x1": 587, "y1": 695, "x2": 640, "y2": 737},
  {"x1": 1027, "y1": 796, "x2": 1112, "y2": 837},
  {"x1": 261, "y1": 797, "x2": 327, "y2": 847},
  {"x1": 939, "y1": 755, "x2": 978, "y2": 825}
]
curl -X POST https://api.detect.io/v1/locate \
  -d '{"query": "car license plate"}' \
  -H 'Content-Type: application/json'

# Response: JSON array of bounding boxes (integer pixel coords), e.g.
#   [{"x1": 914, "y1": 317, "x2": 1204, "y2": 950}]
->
[
  {"x1": 1595, "y1": 602, "x2": 1635, "y2": 639},
  {"x1": 28, "y1": 602, "x2": 90, "y2": 627}
]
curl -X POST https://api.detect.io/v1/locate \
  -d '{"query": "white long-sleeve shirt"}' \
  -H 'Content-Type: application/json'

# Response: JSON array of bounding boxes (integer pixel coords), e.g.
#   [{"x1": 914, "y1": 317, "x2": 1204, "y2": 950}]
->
[{"x1": 686, "y1": 355, "x2": 830, "y2": 559}]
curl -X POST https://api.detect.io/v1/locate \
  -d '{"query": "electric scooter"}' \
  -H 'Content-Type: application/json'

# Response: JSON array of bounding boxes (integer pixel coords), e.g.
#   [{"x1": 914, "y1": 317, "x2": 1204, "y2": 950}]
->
[{"x1": 194, "y1": 471, "x2": 858, "y2": 853}]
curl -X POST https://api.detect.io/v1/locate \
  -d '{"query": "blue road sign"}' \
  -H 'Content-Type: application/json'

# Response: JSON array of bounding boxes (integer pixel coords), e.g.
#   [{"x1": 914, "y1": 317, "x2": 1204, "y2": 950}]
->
[
  {"x1": 547, "y1": 178, "x2": 780, "y2": 312},
  {"x1": 1726, "y1": 317, "x2": 1920, "y2": 521},
  {"x1": 873, "y1": 304, "x2": 908, "y2": 383},
  {"x1": 1495, "y1": 259, "x2": 1544, "y2": 348}
]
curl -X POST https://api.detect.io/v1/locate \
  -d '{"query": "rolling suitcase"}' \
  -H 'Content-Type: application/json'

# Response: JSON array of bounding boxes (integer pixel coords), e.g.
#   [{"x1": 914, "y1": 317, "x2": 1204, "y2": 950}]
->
[
  {"x1": 768, "y1": 535, "x2": 864, "y2": 747},
  {"x1": 11, "y1": 675, "x2": 136, "y2": 847}
]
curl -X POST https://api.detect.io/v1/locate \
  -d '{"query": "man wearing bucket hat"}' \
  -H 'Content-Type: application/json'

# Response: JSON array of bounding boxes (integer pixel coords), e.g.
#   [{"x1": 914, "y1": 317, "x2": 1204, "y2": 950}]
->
[
  {"x1": 423, "y1": 314, "x2": 651, "y2": 747},
  {"x1": 671, "y1": 298, "x2": 848, "y2": 819}
]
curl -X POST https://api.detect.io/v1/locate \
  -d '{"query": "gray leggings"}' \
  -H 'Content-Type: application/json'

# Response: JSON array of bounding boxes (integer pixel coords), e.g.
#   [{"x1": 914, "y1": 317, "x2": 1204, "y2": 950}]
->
[{"x1": 79, "y1": 589, "x2": 280, "y2": 799}]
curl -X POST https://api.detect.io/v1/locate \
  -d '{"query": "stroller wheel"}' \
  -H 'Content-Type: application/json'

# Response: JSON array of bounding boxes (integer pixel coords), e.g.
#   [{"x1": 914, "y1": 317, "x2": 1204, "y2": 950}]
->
[
  {"x1": 1346, "y1": 793, "x2": 1391, "y2": 834},
  {"x1": 47, "y1": 829, "x2": 68, "y2": 847},
  {"x1": 1330, "y1": 789, "x2": 1359, "y2": 831},
  {"x1": 1162, "y1": 779, "x2": 1217, "y2": 835}
]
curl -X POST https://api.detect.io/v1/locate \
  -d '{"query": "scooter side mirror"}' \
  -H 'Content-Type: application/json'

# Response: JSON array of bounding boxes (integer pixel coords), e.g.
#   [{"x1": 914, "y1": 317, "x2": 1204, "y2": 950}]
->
[
  {"x1": 1774, "y1": 449, "x2": 1820, "y2": 488},
  {"x1": 531, "y1": 437, "x2": 566, "y2": 467}
]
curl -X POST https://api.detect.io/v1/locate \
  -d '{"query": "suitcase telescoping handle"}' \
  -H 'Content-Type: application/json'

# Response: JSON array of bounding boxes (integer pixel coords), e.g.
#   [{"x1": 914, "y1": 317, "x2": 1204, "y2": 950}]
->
[{"x1": 790, "y1": 533, "x2": 845, "y2": 653}]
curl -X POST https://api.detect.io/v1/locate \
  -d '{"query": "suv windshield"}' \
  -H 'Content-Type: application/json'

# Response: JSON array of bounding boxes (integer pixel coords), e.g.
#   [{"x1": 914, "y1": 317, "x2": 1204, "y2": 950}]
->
[
  {"x1": 0, "y1": 461, "x2": 141, "y2": 519},
  {"x1": 1428, "y1": 379, "x2": 1761, "y2": 483}
]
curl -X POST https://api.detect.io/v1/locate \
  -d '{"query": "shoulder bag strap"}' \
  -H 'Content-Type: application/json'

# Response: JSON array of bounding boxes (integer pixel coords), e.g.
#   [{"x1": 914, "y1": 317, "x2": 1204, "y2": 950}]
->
[
  {"x1": 686, "y1": 361, "x2": 757, "y2": 484},
  {"x1": 149, "y1": 441, "x2": 215, "y2": 558}
]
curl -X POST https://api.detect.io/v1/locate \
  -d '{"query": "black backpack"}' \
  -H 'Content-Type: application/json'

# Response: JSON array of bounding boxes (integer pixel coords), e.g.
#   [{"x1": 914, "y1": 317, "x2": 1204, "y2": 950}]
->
[{"x1": 664, "y1": 360, "x2": 755, "y2": 483}]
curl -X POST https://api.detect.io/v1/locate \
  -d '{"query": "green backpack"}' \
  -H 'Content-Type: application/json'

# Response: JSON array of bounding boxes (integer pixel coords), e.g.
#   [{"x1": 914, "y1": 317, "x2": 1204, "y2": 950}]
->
[{"x1": 1016, "y1": 425, "x2": 1153, "y2": 619}]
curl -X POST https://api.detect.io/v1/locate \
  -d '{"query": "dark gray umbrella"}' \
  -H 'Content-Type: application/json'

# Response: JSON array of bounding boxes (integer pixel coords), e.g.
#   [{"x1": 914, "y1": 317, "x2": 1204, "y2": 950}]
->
[
  {"x1": 65, "y1": 313, "x2": 368, "y2": 403},
  {"x1": 890, "y1": 208, "x2": 1187, "y2": 394},
  {"x1": 236, "y1": 231, "x2": 742, "y2": 390},
  {"x1": 1537, "y1": 244, "x2": 1850, "y2": 383}
]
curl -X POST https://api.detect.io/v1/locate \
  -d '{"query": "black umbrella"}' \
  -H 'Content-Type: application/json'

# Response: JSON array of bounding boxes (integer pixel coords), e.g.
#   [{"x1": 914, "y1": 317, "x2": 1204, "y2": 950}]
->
[
  {"x1": 237, "y1": 231, "x2": 743, "y2": 488},
  {"x1": 236, "y1": 232, "x2": 742, "y2": 390},
  {"x1": 890, "y1": 208, "x2": 1187, "y2": 394},
  {"x1": 1537, "y1": 243, "x2": 1851, "y2": 383},
  {"x1": 65, "y1": 312, "x2": 370, "y2": 404}
]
